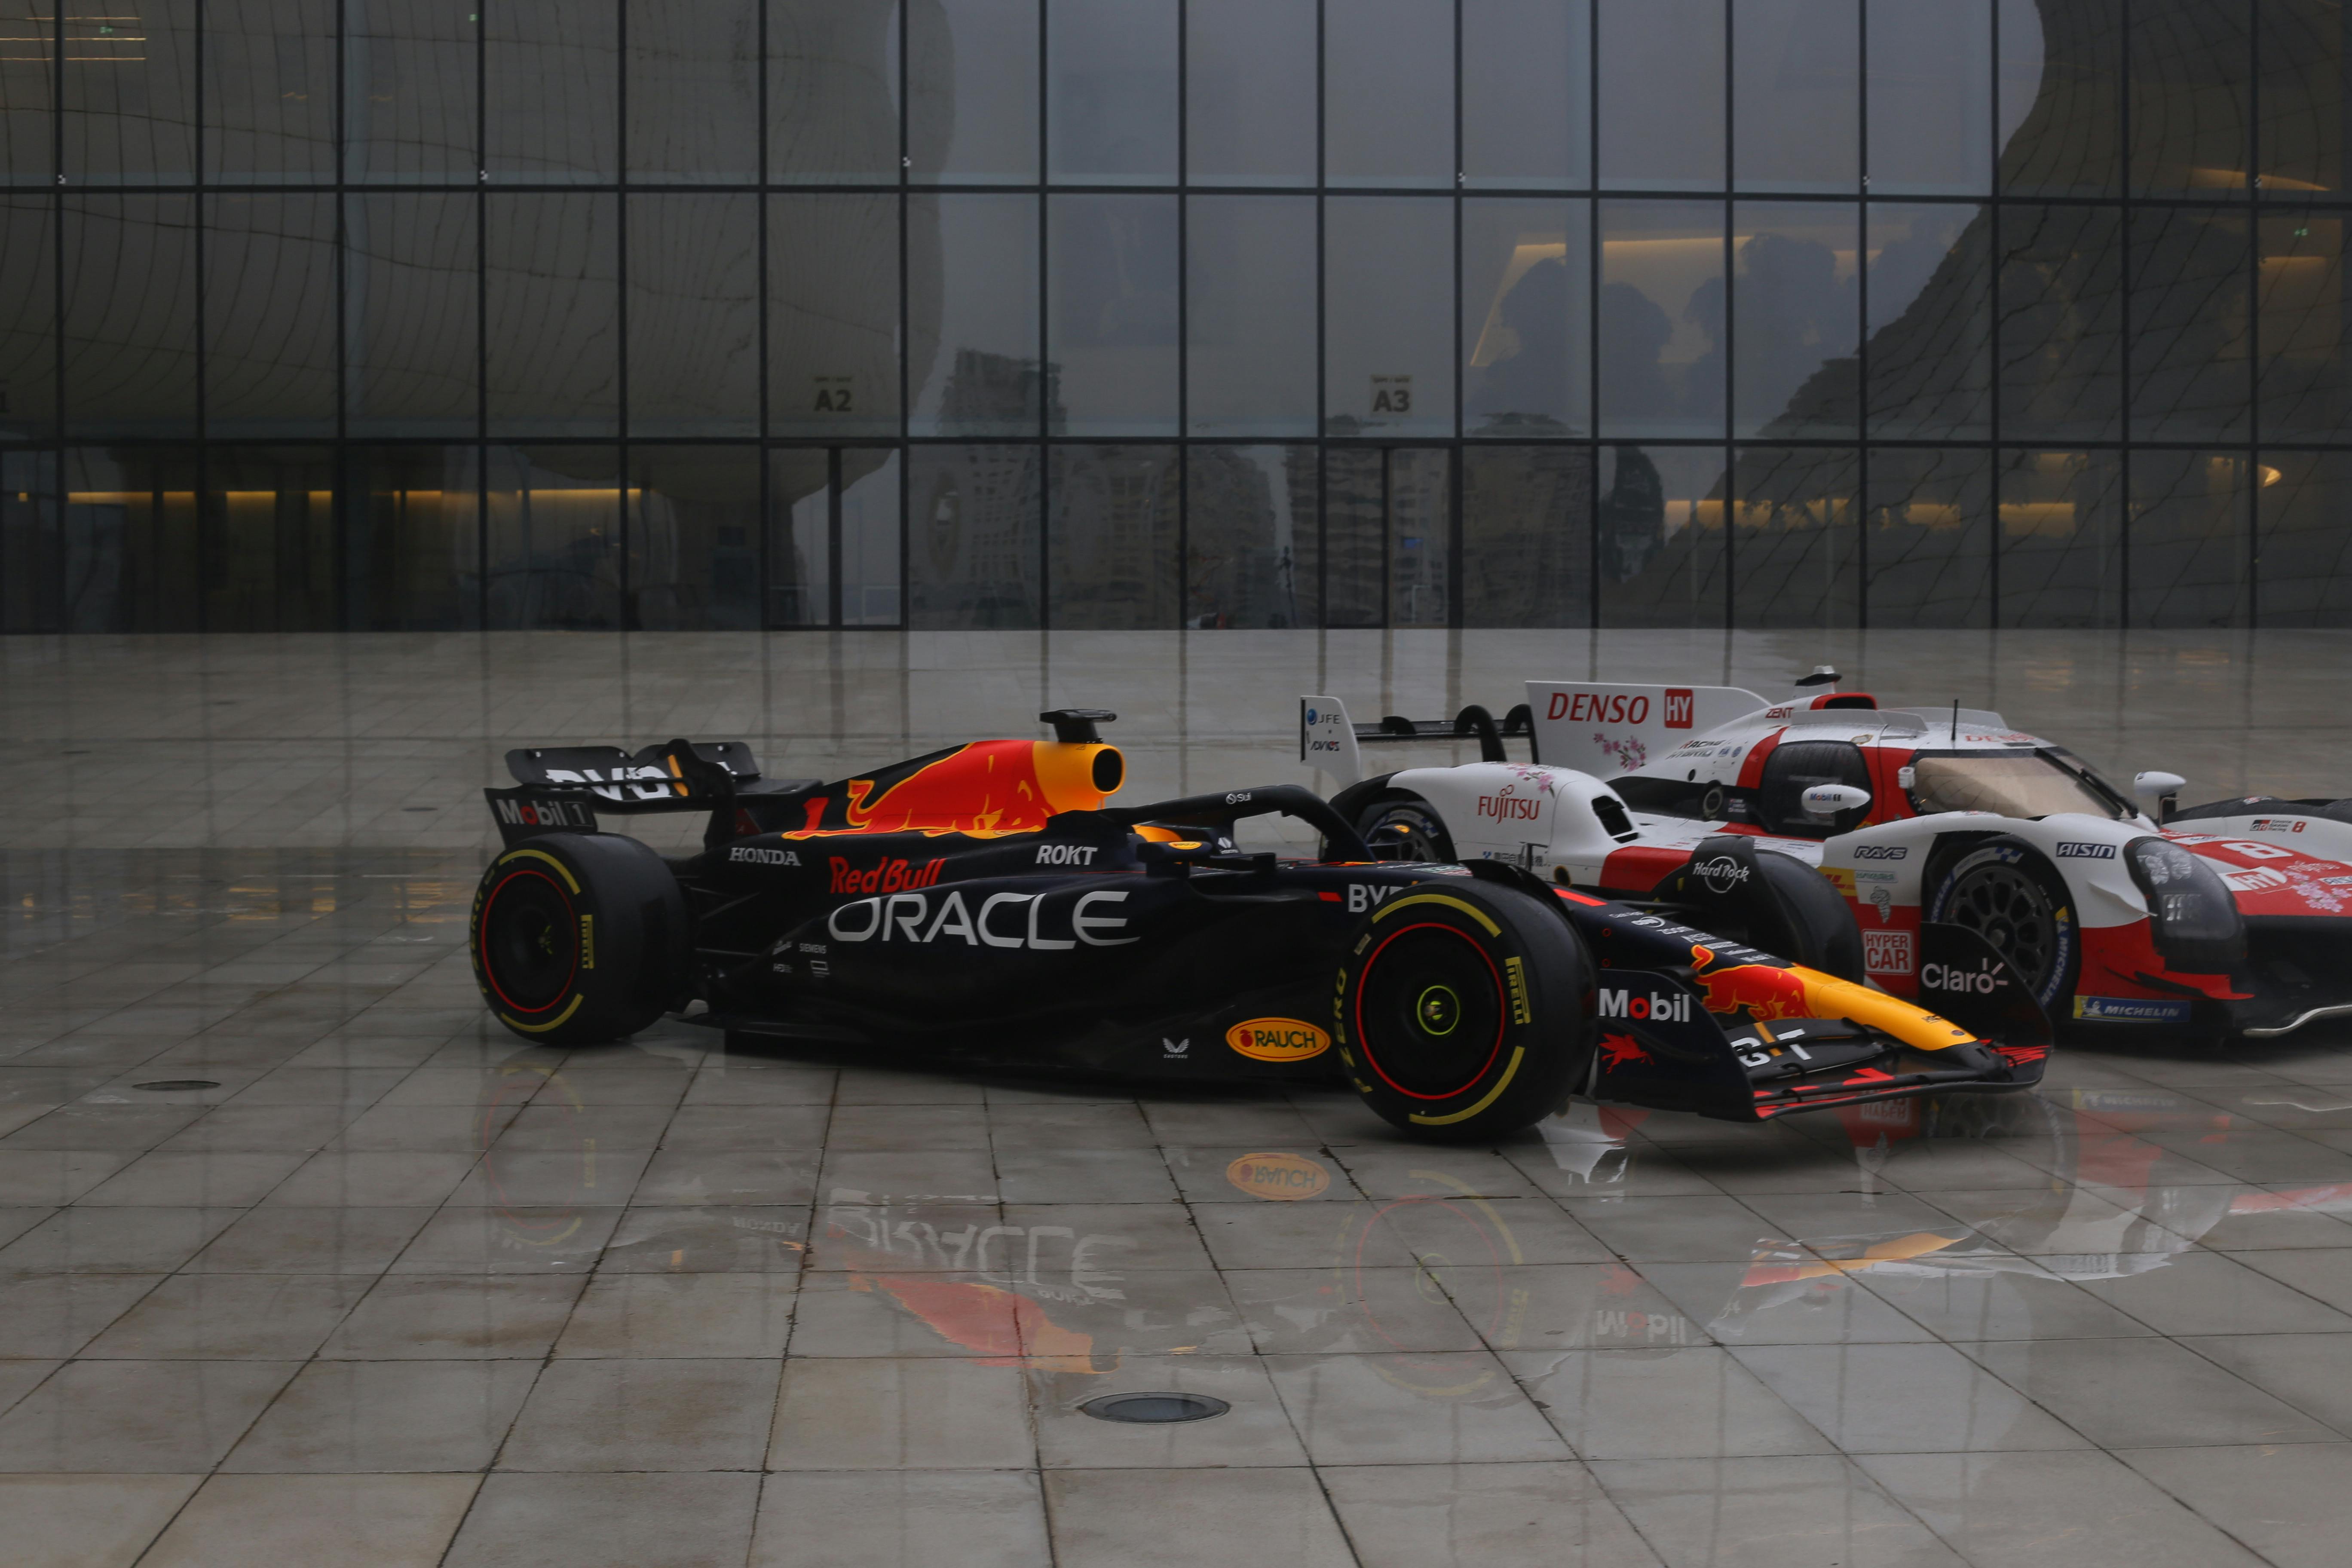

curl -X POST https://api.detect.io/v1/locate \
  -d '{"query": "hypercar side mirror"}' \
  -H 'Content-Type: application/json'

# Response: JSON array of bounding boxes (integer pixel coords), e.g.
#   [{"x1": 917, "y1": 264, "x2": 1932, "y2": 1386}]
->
[
  {"x1": 2134, "y1": 770, "x2": 2185, "y2": 822},
  {"x1": 1802, "y1": 784, "x2": 1871, "y2": 816}
]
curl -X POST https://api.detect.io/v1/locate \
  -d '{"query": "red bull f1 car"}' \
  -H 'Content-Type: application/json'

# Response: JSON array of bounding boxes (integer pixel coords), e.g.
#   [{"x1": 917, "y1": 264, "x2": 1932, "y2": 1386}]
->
[
  {"x1": 1304, "y1": 671, "x2": 2352, "y2": 1043},
  {"x1": 466, "y1": 712, "x2": 2046, "y2": 1141}
]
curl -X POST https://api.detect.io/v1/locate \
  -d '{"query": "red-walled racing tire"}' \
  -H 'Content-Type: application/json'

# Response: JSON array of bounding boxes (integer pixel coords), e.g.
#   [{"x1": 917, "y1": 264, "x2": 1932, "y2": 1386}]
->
[
  {"x1": 1334, "y1": 878, "x2": 1594, "y2": 1142},
  {"x1": 471, "y1": 833, "x2": 687, "y2": 1047}
]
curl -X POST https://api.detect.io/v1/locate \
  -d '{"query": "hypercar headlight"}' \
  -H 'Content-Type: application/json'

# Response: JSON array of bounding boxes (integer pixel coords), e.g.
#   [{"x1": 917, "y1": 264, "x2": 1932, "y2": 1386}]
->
[{"x1": 2125, "y1": 836, "x2": 2244, "y2": 971}]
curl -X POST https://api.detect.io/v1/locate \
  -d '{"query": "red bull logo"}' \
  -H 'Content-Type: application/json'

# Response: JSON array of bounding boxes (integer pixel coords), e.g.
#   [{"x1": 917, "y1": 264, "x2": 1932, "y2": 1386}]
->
[
  {"x1": 839, "y1": 739, "x2": 1123, "y2": 835},
  {"x1": 1699, "y1": 964, "x2": 1813, "y2": 1022},
  {"x1": 828, "y1": 856, "x2": 944, "y2": 894}
]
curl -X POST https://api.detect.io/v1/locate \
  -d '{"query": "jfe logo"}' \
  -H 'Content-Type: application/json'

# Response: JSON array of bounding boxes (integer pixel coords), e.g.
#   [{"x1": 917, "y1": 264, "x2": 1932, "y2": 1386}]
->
[{"x1": 1596, "y1": 987, "x2": 1691, "y2": 1022}]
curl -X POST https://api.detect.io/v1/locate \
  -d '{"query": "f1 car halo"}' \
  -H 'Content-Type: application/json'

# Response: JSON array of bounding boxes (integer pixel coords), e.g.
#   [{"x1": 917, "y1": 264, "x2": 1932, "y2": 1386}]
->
[{"x1": 467, "y1": 712, "x2": 2047, "y2": 1141}]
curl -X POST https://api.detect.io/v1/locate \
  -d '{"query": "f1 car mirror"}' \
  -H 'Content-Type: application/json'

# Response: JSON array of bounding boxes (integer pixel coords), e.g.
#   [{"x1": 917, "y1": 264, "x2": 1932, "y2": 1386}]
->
[
  {"x1": 2133, "y1": 770, "x2": 2186, "y2": 822},
  {"x1": 1801, "y1": 784, "x2": 1871, "y2": 816}
]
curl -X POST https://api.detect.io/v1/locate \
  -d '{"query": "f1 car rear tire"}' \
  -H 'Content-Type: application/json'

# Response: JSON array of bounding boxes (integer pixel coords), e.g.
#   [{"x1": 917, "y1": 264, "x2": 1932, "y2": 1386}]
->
[
  {"x1": 1335, "y1": 879, "x2": 1594, "y2": 1142},
  {"x1": 1926, "y1": 836, "x2": 2079, "y2": 1014},
  {"x1": 471, "y1": 833, "x2": 688, "y2": 1047},
  {"x1": 1356, "y1": 796, "x2": 1458, "y2": 863}
]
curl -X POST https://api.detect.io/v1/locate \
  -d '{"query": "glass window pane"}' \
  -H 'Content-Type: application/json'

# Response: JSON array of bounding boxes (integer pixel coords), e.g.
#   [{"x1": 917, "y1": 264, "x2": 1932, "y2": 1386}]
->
[
  {"x1": 62, "y1": 447, "x2": 201, "y2": 630},
  {"x1": 1733, "y1": 202, "x2": 1857, "y2": 438},
  {"x1": 628, "y1": 0, "x2": 758, "y2": 183},
  {"x1": 1, "y1": 450, "x2": 59, "y2": 631},
  {"x1": 204, "y1": 0, "x2": 334, "y2": 182},
  {"x1": 1865, "y1": 203, "x2": 1992, "y2": 441},
  {"x1": 1185, "y1": 444, "x2": 1312, "y2": 628},
  {"x1": 1998, "y1": 448, "x2": 2119, "y2": 627},
  {"x1": 0, "y1": 195, "x2": 56, "y2": 439},
  {"x1": 1048, "y1": 445, "x2": 1176, "y2": 628},
  {"x1": 1997, "y1": 204, "x2": 2122, "y2": 443},
  {"x1": 840, "y1": 448, "x2": 901, "y2": 625},
  {"x1": 1390, "y1": 447, "x2": 1451, "y2": 627},
  {"x1": 1599, "y1": 0, "x2": 1724, "y2": 193},
  {"x1": 628, "y1": 194, "x2": 759, "y2": 438},
  {"x1": 1733, "y1": 0, "x2": 1857, "y2": 195},
  {"x1": 1324, "y1": 197, "x2": 1454, "y2": 437},
  {"x1": 2258, "y1": 213, "x2": 2348, "y2": 442},
  {"x1": 769, "y1": 449, "x2": 829, "y2": 627},
  {"x1": 1867, "y1": 0, "x2": 1991, "y2": 196},
  {"x1": 909, "y1": 444, "x2": 1038, "y2": 628},
  {"x1": 910, "y1": 194, "x2": 1039, "y2": 437},
  {"x1": 1998, "y1": 0, "x2": 2122, "y2": 197},
  {"x1": 771, "y1": 0, "x2": 899, "y2": 184},
  {"x1": 346, "y1": 0, "x2": 478, "y2": 184},
  {"x1": 772, "y1": 193, "x2": 900, "y2": 439},
  {"x1": 2129, "y1": 0, "x2": 2249, "y2": 196},
  {"x1": 630, "y1": 445, "x2": 761, "y2": 629},
  {"x1": 911, "y1": 0, "x2": 1037, "y2": 185},
  {"x1": 1, "y1": 2, "x2": 53, "y2": 184},
  {"x1": 1185, "y1": 0, "x2": 1314, "y2": 187},
  {"x1": 204, "y1": 195, "x2": 336, "y2": 438},
  {"x1": 1324, "y1": 0, "x2": 1453, "y2": 190},
  {"x1": 201, "y1": 446, "x2": 336, "y2": 630},
  {"x1": 1048, "y1": 194, "x2": 1177, "y2": 437},
  {"x1": 1464, "y1": 200, "x2": 1590, "y2": 438},
  {"x1": 2257, "y1": 452, "x2": 2352, "y2": 628},
  {"x1": 1462, "y1": 0, "x2": 1590, "y2": 190},
  {"x1": 347, "y1": 192, "x2": 478, "y2": 438},
  {"x1": 1049, "y1": 0, "x2": 1176, "y2": 185},
  {"x1": 1597, "y1": 444, "x2": 1727, "y2": 627},
  {"x1": 1865, "y1": 447, "x2": 1992, "y2": 628},
  {"x1": 1599, "y1": 200, "x2": 1723, "y2": 439},
  {"x1": 1461, "y1": 446, "x2": 1591, "y2": 626},
  {"x1": 347, "y1": 444, "x2": 481, "y2": 630},
  {"x1": 2130, "y1": 207, "x2": 2250, "y2": 443},
  {"x1": 486, "y1": 0, "x2": 618, "y2": 182},
  {"x1": 62, "y1": 0, "x2": 194, "y2": 183},
  {"x1": 2130, "y1": 450, "x2": 2248, "y2": 629},
  {"x1": 486, "y1": 445, "x2": 622, "y2": 628},
  {"x1": 1730, "y1": 446, "x2": 1858, "y2": 628},
  {"x1": 1187, "y1": 195, "x2": 1315, "y2": 437},
  {"x1": 1322, "y1": 448, "x2": 1382, "y2": 627},
  {"x1": 63, "y1": 197, "x2": 196, "y2": 437},
  {"x1": 486, "y1": 194, "x2": 619, "y2": 438},
  {"x1": 2260, "y1": 0, "x2": 2344, "y2": 197}
]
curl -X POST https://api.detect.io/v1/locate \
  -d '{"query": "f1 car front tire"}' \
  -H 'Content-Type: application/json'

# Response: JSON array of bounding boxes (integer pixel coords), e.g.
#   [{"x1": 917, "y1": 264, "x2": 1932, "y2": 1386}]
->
[
  {"x1": 1356, "y1": 796, "x2": 1458, "y2": 863},
  {"x1": 1334, "y1": 879, "x2": 1594, "y2": 1142},
  {"x1": 1927, "y1": 836, "x2": 2079, "y2": 1014},
  {"x1": 471, "y1": 833, "x2": 688, "y2": 1047}
]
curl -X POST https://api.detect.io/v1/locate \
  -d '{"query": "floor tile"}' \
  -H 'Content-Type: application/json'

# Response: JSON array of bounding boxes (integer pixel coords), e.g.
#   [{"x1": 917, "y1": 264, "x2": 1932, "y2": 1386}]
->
[
  {"x1": 2117, "y1": 1443, "x2": 2352, "y2": 1568},
  {"x1": 497, "y1": 1358, "x2": 780, "y2": 1471},
  {"x1": 320, "y1": 1273, "x2": 587, "y2": 1360},
  {"x1": 786, "y1": 1271, "x2": 1028, "y2": 1358},
  {"x1": 1320, "y1": 1461, "x2": 1662, "y2": 1568},
  {"x1": 73, "y1": 1151, "x2": 307, "y2": 1207},
  {"x1": 387, "y1": 1204, "x2": 624, "y2": 1274},
  {"x1": 554, "y1": 1273, "x2": 796, "y2": 1358},
  {"x1": 767, "y1": 1356, "x2": 1034, "y2": 1470},
  {"x1": 79, "y1": 1274, "x2": 372, "y2": 1359},
  {"x1": 1043, "y1": 1468, "x2": 1355, "y2": 1568},
  {"x1": 1588, "y1": 1455, "x2": 1968, "y2": 1568},
  {"x1": 260, "y1": 1150, "x2": 479, "y2": 1207},
  {"x1": 636, "y1": 1150, "x2": 822, "y2": 1207},
  {"x1": 1957, "y1": 1336, "x2": 2339, "y2": 1448},
  {"x1": 1166, "y1": 1145, "x2": 1355, "y2": 1204},
  {"x1": 188, "y1": 1205, "x2": 436, "y2": 1274},
  {"x1": 1731, "y1": 1342, "x2": 2092, "y2": 1453},
  {"x1": 1560, "y1": 1197, "x2": 1785, "y2": 1264},
  {"x1": 0, "y1": 1359, "x2": 298, "y2": 1471},
  {"x1": 1857, "y1": 1449, "x2": 2269, "y2": 1568},
  {"x1": 0, "y1": 1207, "x2": 241, "y2": 1275},
  {"x1": 601, "y1": 1206, "x2": 811, "y2": 1273},
  {"x1": 1226, "y1": 1265, "x2": 1482, "y2": 1354},
  {"x1": 224, "y1": 1360, "x2": 539, "y2": 1472},
  {"x1": 1848, "y1": 1259, "x2": 2158, "y2": 1343},
  {"x1": 445, "y1": 1472, "x2": 760, "y2": 1568},
  {"x1": 2173, "y1": 1332, "x2": 2352, "y2": 1435},
  {"x1": 748, "y1": 1470, "x2": 1050, "y2": 1568},
  {"x1": 1265, "y1": 1351, "x2": 1572, "y2": 1464},
  {"x1": 139, "y1": 1473, "x2": 480, "y2": 1568},
  {"x1": 0, "y1": 1473, "x2": 204, "y2": 1568},
  {"x1": 1503, "y1": 1346, "x2": 1835, "y2": 1460},
  {"x1": 1634, "y1": 1259, "x2": 1936, "y2": 1345},
  {"x1": 995, "y1": 1148, "x2": 1179, "y2": 1204},
  {"x1": 2071, "y1": 1247, "x2": 2352, "y2": 1335}
]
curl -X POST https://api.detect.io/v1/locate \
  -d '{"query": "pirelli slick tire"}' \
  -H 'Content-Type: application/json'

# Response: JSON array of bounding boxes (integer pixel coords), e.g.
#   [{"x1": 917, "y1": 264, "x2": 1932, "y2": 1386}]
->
[
  {"x1": 1926, "y1": 836, "x2": 2079, "y2": 1014},
  {"x1": 1335, "y1": 879, "x2": 1595, "y2": 1143},
  {"x1": 471, "y1": 833, "x2": 688, "y2": 1047}
]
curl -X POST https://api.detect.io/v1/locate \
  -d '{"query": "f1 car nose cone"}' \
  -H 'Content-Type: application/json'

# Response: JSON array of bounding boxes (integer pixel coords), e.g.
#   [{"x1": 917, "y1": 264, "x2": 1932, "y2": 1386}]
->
[{"x1": 1416, "y1": 983, "x2": 1462, "y2": 1035}]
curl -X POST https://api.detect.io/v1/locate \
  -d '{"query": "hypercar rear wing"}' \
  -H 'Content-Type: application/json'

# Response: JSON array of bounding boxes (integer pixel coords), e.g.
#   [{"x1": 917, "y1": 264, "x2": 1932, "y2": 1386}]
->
[
  {"x1": 486, "y1": 739, "x2": 821, "y2": 849},
  {"x1": 1301, "y1": 695, "x2": 1534, "y2": 785}
]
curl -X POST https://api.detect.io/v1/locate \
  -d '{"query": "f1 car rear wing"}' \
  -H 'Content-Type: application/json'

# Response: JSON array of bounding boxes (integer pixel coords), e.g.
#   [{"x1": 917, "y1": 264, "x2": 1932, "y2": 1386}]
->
[
  {"x1": 1301, "y1": 695, "x2": 1534, "y2": 787},
  {"x1": 487, "y1": 739, "x2": 822, "y2": 850}
]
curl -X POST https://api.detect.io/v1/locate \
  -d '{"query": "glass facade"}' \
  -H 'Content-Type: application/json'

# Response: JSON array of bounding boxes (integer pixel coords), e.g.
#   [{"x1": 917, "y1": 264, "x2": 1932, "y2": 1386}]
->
[{"x1": 1, "y1": 1, "x2": 2347, "y2": 631}]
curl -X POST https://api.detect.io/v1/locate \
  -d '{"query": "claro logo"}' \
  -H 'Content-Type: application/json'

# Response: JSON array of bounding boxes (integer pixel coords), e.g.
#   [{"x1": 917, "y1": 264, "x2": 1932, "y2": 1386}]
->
[{"x1": 1224, "y1": 1017, "x2": 1331, "y2": 1062}]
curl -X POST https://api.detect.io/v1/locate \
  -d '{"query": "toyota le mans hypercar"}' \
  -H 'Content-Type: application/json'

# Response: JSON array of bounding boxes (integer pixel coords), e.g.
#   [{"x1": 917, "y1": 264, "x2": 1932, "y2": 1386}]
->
[
  {"x1": 1302, "y1": 672, "x2": 2352, "y2": 1044},
  {"x1": 466, "y1": 712, "x2": 2046, "y2": 1140}
]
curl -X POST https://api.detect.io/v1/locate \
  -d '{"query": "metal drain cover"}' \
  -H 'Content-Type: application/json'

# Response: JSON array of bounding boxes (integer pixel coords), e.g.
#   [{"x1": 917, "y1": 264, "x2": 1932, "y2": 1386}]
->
[
  {"x1": 1079, "y1": 1392, "x2": 1229, "y2": 1424},
  {"x1": 134, "y1": 1080, "x2": 220, "y2": 1092}
]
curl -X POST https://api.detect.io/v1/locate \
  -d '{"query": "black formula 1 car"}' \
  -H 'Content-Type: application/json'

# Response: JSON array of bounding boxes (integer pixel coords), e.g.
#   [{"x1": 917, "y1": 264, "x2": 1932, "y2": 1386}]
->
[{"x1": 466, "y1": 712, "x2": 2051, "y2": 1141}]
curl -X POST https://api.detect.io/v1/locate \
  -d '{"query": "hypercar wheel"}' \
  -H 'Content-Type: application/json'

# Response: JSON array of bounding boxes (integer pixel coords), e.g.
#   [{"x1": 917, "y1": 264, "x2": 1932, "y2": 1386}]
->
[
  {"x1": 1335, "y1": 879, "x2": 1594, "y2": 1142},
  {"x1": 1356, "y1": 796, "x2": 1458, "y2": 863},
  {"x1": 471, "y1": 833, "x2": 688, "y2": 1047},
  {"x1": 1926, "y1": 836, "x2": 2079, "y2": 1013}
]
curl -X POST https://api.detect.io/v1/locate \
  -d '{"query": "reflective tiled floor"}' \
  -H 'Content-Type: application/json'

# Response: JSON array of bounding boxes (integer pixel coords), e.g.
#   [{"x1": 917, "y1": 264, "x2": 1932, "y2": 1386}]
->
[{"x1": 5, "y1": 629, "x2": 2352, "y2": 1567}]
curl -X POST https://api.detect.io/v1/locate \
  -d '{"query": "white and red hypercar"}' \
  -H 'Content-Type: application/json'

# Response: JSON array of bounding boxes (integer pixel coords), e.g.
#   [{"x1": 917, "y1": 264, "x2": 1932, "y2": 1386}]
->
[{"x1": 1302, "y1": 675, "x2": 2352, "y2": 1042}]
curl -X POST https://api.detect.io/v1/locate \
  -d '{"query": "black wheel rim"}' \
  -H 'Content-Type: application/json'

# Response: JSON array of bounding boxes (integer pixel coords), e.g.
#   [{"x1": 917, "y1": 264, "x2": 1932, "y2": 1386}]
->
[
  {"x1": 1369, "y1": 807, "x2": 1446, "y2": 862},
  {"x1": 479, "y1": 869, "x2": 578, "y2": 1013},
  {"x1": 1355, "y1": 923, "x2": 1506, "y2": 1099},
  {"x1": 1945, "y1": 863, "x2": 2058, "y2": 992}
]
